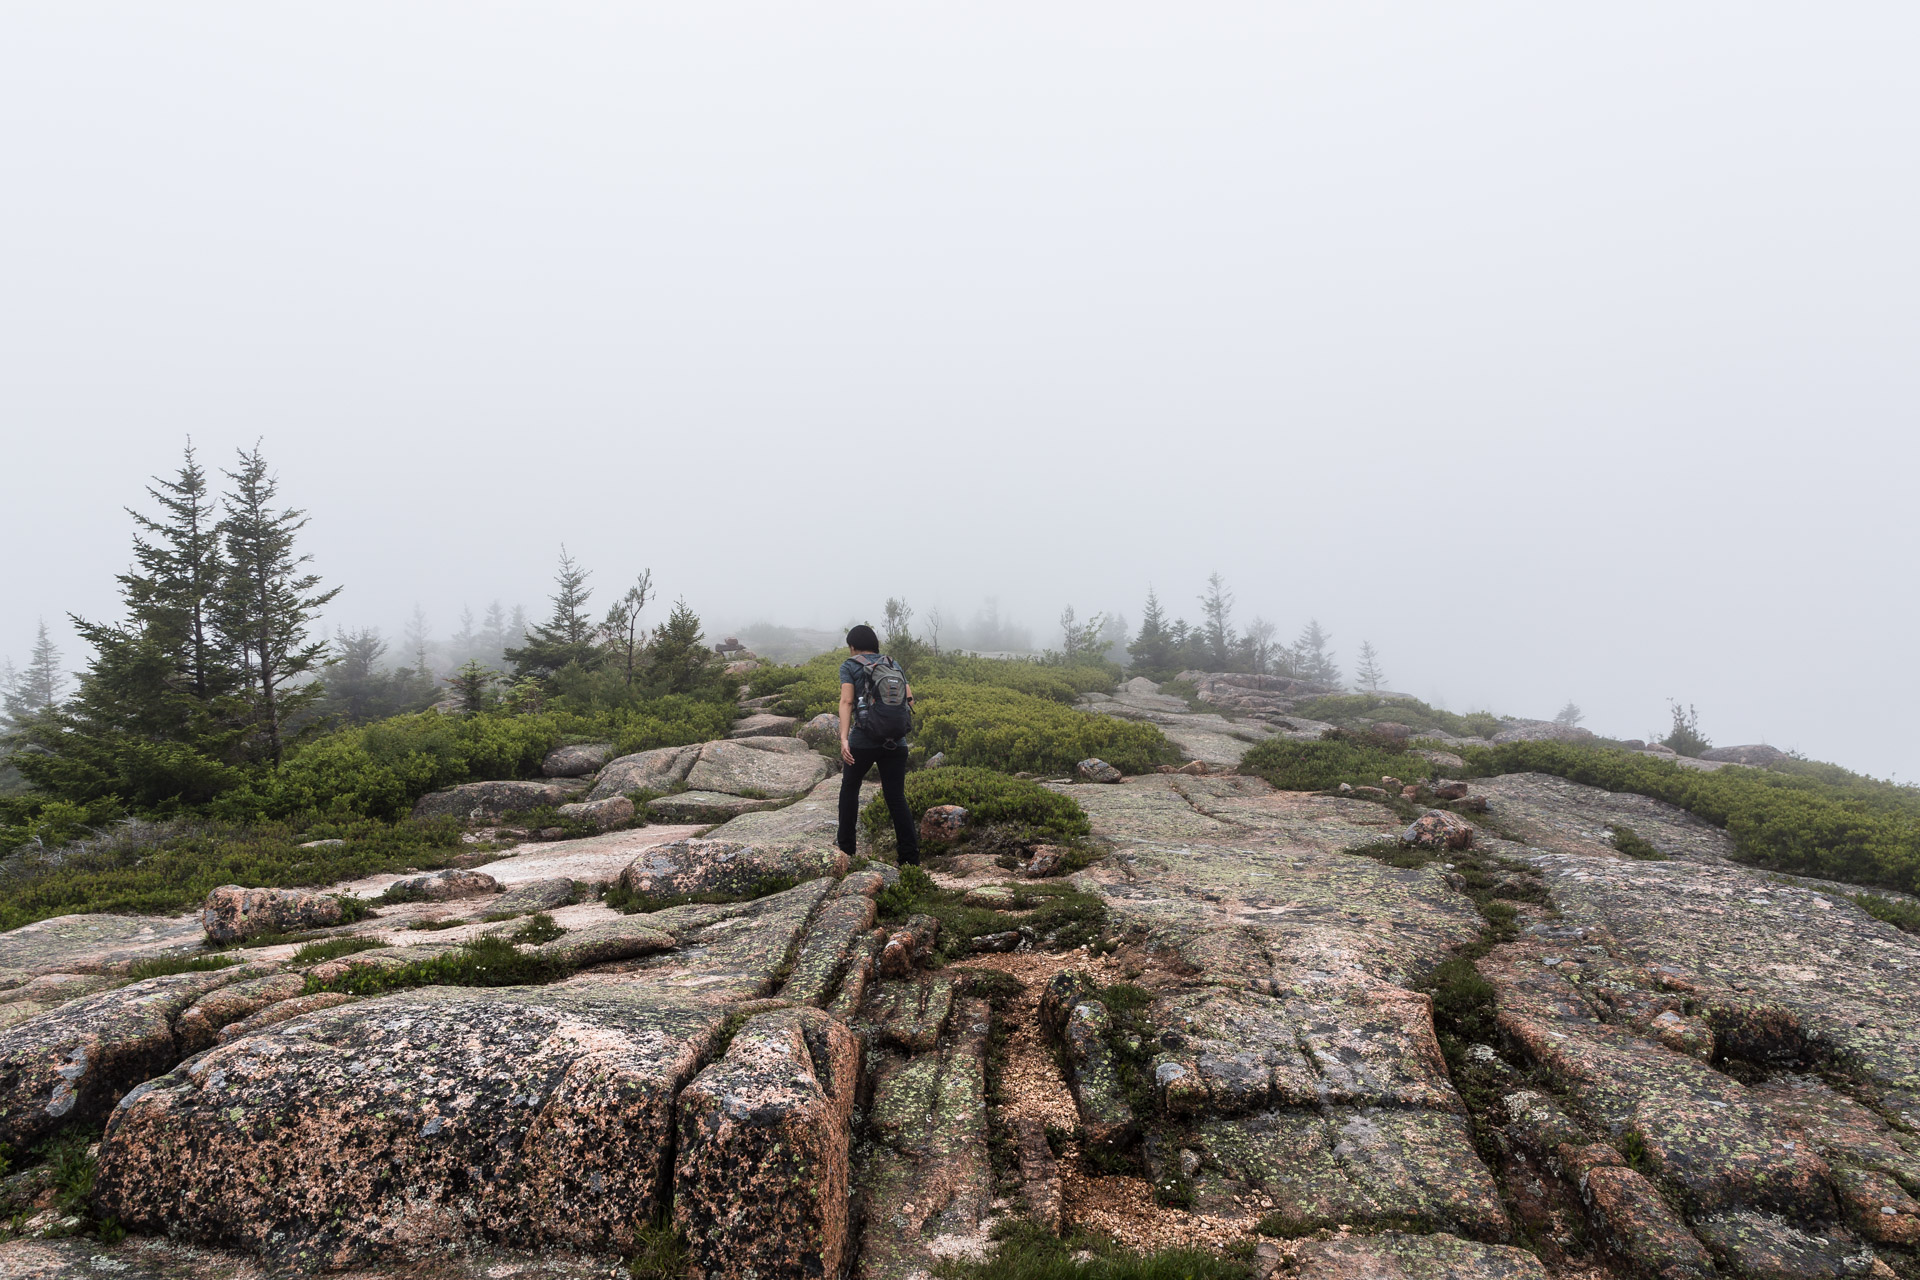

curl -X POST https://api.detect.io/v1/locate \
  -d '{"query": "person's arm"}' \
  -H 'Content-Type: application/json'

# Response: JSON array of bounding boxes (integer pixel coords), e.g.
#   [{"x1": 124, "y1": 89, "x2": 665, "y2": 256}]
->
[{"x1": 839, "y1": 680, "x2": 856, "y2": 765}]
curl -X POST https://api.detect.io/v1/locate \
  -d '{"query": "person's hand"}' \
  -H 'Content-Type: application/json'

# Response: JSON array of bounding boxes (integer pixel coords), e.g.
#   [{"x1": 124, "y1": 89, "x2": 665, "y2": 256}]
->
[{"x1": 841, "y1": 738, "x2": 855, "y2": 765}]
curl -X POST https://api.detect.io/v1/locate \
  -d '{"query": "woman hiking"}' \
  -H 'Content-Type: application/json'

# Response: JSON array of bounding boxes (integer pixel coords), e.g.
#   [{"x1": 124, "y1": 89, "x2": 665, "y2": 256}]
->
[{"x1": 837, "y1": 624, "x2": 922, "y2": 866}]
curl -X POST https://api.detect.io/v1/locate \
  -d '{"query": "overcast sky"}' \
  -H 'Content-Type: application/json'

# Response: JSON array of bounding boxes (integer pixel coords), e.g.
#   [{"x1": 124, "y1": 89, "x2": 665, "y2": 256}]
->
[{"x1": 3, "y1": 4, "x2": 1916, "y2": 778}]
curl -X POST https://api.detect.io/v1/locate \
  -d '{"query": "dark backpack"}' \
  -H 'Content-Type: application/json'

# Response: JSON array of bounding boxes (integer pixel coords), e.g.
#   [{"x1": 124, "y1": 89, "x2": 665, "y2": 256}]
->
[{"x1": 852, "y1": 654, "x2": 913, "y2": 745}]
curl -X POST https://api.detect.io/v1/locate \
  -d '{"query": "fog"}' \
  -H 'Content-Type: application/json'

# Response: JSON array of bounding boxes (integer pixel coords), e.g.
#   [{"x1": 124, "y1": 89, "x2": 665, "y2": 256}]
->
[{"x1": 3, "y1": 5, "x2": 1917, "y2": 776}]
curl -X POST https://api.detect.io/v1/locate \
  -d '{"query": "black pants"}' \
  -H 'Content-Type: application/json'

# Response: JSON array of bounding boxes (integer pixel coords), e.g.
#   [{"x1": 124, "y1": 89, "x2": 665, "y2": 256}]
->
[{"x1": 838, "y1": 745, "x2": 920, "y2": 864}]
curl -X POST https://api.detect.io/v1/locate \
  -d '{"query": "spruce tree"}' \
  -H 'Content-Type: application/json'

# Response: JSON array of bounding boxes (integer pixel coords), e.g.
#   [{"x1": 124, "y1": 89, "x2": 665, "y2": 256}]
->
[
  {"x1": 1554, "y1": 700, "x2": 1584, "y2": 727},
  {"x1": 2, "y1": 622, "x2": 67, "y2": 725},
  {"x1": 1127, "y1": 589, "x2": 1175, "y2": 677},
  {"x1": 20, "y1": 444, "x2": 257, "y2": 805},
  {"x1": 1355, "y1": 641, "x2": 1386, "y2": 693},
  {"x1": 218, "y1": 442, "x2": 341, "y2": 765},
  {"x1": 1198, "y1": 573, "x2": 1237, "y2": 670},
  {"x1": 124, "y1": 442, "x2": 233, "y2": 704},
  {"x1": 645, "y1": 598, "x2": 712, "y2": 694},
  {"x1": 1292, "y1": 620, "x2": 1342, "y2": 686},
  {"x1": 507, "y1": 548, "x2": 600, "y2": 678}
]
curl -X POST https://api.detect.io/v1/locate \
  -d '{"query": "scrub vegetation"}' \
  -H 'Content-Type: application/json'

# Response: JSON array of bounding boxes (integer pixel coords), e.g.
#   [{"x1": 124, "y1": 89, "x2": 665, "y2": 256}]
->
[{"x1": 1459, "y1": 740, "x2": 1920, "y2": 894}]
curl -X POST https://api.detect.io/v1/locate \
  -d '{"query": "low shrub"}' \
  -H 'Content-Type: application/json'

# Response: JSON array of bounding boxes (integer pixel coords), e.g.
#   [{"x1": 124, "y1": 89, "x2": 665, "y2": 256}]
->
[
  {"x1": 304, "y1": 934, "x2": 565, "y2": 995},
  {"x1": 1461, "y1": 740, "x2": 1920, "y2": 894},
  {"x1": 0, "y1": 817, "x2": 471, "y2": 932},
  {"x1": 508, "y1": 912, "x2": 566, "y2": 944},
  {"x1": 1607, "y1": 823, "x2": 1667, "y2": 861},
  {"x1": 1239, "y1": 735, "x2": 1435, "y2": 792},
  {"x1": 863, "y1": 768, "x2": 1091, "y2": 845},
  {"x1": 290, "y1": 936, "x2": 389, "y2": 965},
  {"x1": 1293, "y1": 694, "x2": 1503, "y2": 740},
  {"x1": 1854, "y1": 893, "x2": 1920, "y2": 935},
  {"x1": 124, "y1": 953, "x2": 239, "y2": 981},
  {"x1": 912, "y1": 685, "x2": 1172, "y2": 777}
]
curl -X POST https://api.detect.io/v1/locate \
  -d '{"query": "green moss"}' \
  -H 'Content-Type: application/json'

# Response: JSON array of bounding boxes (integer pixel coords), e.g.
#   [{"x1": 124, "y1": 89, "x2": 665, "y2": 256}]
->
[
  {"x1": 877, "y1": 865, "x2": 1109, "y2": 962},
  {"x1": 932, "y1": 1218, "x2": 1249, "y2": 1280}
]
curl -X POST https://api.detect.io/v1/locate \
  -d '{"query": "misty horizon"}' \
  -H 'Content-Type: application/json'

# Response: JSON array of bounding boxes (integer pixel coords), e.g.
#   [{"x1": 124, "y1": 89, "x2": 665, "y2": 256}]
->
[{"x1": 4, "y1": 5, "x2": 1916, "y2": 780}]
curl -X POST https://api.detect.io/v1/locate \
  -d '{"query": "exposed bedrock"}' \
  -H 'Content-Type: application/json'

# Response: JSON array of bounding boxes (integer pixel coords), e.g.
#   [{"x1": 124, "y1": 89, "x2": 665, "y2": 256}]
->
[
  {"x1": 675, "y1": 1006, "x2": 861, "y2": 1279},
  {"x1": 0, "y1": 963, "x2": 285, "y2": 1150},
  {"x1": 93, "y1": 879, "x2": 843, "y2": 1268},
  {"x1": 1063, "y1": 773, "x2": 1511, "y2": 1239}
]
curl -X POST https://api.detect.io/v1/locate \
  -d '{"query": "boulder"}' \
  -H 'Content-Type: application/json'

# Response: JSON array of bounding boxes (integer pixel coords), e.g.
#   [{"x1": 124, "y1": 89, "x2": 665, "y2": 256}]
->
[
  {"x1": 645, "y1": 792, "x2": 784, "y2": 824},
  {"x1": 617, "y1": 839, "x2": 847, "y2": 903},
  {"x1": 555, "y1": 795, "x2": 635, "y2": 831},
  {"x1": 685, "y1": 739, "x2": 830, "y2": 799},
  {"x1": 1403, "y1": 809, "x2": 1475, "y2": 851},
  {"x1": 729, "y1": 713, "x2": 800, "y2": 739},
  {"x1": 1038, "y1": 970, "x2": 1135, "y2": 1150},
  {"x1": 488, "y1": 877, "x2": 576, "y2": 917},
  {"x1": 381, "y1": 868, "x2": 499, "y2": 902},
  {"x1": 1433, "y1": 780, "x2": 1470, "y2": 800},
  {"x1": 1491, "y1": 719, "x2": 1596, "y2": 745},
  {"x1": 201, "y1": 886, "x2": 346, "y2": 944},
  {"x1": 1025, "y1": 845, "x2": 1067, "y2": 878},
  {"x1": 1370, "y1": 722, "x2": 1414, "y2": 740},
  {"x1": 797, "y1": 713, "x2": 841, "y2": 748},
  {"x1": 541, "y1": 742, "x2": 612, "y2": 777},
  {"x1": 918, "y1": 804, "x2": 969, "y2": 844},
  {"x1": 1700, "y1": 743, "x2": 1790, "y2": 768},
  {"x1": 411, "y1": 778, "x2": 587, "y2": 822},
  {"x1": 879, "y1": 914, "x2": 941, "y2": 978},
  {"x1": 586, "y1": 744, "x2": 703, "y2": 802},
  {"x1": 923, "y1": 751, "x2": 948, "y2": 768},
  {"x1": 1074, "y1": 758, "x2": 1123, "y2": 784}
]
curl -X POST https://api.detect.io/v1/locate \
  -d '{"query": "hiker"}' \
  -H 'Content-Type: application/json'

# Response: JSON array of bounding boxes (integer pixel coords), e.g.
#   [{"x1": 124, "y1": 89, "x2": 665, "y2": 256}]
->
[{"x1": 837, "y1": 624, "x2": 922, "y2": 865}]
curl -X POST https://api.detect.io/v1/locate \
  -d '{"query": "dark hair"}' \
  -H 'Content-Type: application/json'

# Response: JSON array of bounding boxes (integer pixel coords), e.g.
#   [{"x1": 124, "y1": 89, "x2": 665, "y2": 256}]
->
[{"x1": 846, "y1": 624, "x2": 879, "y2": 652}]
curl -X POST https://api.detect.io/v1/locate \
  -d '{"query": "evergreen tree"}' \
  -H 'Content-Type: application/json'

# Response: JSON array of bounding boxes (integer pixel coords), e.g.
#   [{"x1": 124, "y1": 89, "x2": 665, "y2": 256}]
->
[
  {"x1": 1127, "y1": 589, "x2": 1177, "y2": 676},
  {"x1": 507, "y1": 548, "x2": 599, "y2": 679},
  {"x1": 645, "y1": 598, "x2": 712, "y2": 694},
  {"x1": 1292, "y1": 620, "x2": 1341, "y2": 686},
  {"x1": 124, "y1": 442, "x2": 234, "y2": 705},
  {"x1": 319, "y1": 627, "x2": 437, "y2": 725},
  {"x1": 1241, "y1": 617, "x2": 1282, "y2": 675},
  {"x1": 18, "y1": 445, "x2": 259, "y2": 806},
  {"x1": 446, "y1": 660, "x2": 501, "y2": 714},
  {"x1": 452, "y1": 607, "x2": 477, "y2": 661},
  {"x1": 1660, "y1": 701, "x2": 1711, "y2": 757},
  {"x1": 218, "y1": 442, "x2": 341, "y2": 765},
  {"x1": 599, "y1": 570, "x2": 654, "y2": 686},
  {"x1": 2, "y1": 622, "x2": 67, "y2": 726},
  {"x1": 1355, "y1": 641, "x2": 1386, "y2": 693},
  {"x1": 1554, "y1": 700, "x2": 1584, "y2": 727},
  {"x1": 1198, "y1": 573, "x2": 1237, "y2": 670}
]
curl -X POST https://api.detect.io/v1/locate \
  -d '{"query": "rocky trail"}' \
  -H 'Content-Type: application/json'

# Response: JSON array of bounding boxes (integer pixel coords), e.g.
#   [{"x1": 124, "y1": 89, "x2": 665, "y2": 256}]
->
[{"x1": 0, "y1": 677, "x2": 1916, "y2": 1278}]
